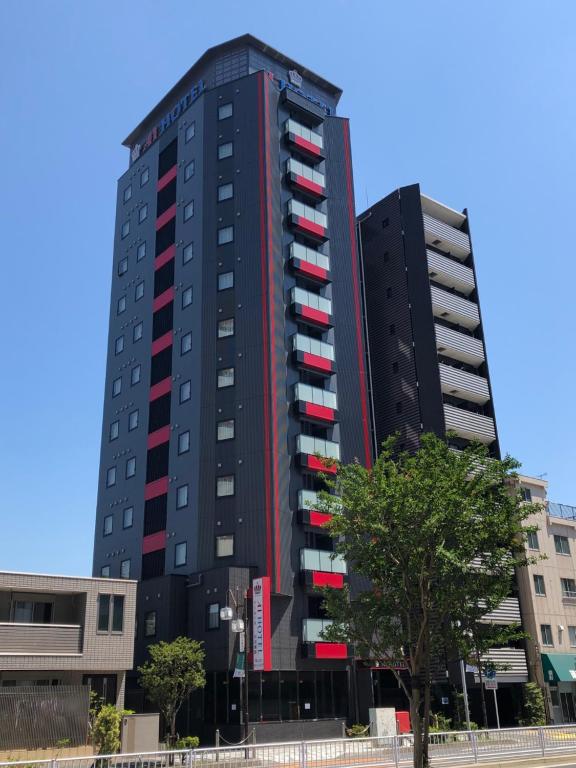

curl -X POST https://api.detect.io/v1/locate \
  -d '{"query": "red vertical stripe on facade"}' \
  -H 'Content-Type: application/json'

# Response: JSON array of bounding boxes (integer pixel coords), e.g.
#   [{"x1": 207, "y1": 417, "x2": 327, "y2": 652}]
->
[{"x1": 343, "y1": 121, "x2": 372, "y2": 468}]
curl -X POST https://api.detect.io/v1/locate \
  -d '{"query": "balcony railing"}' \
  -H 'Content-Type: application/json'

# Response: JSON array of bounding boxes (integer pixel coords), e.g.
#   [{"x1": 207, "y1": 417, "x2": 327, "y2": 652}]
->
[
  {"x1": 302, "y1": 618, "x2": 334, "y2": 643},
  {"x1": 0, "y1": 622, "x2": 82, "y2": 655},
  {"x1": 439, "y1": 363, "x2": 490, "y2": 405},
  {"x1": 300, "y1": 548, "x2": 347, "y2": 574},
  {"x1": 297, "y1": 435, "x2": 340, "y2": 461},
  {"x1": 476, "y1": 648, "x2": 528, "y2": 683},
  {"x1": 435, "y1": 324, "x2": 485, "y2": 367},
  {"x1": 423, "y1": 213, "x2": 471, "y2": 260},
  {"x1": 443, "y1": 403, "x2": 496, "y2": 444},
  {"x1": 548, "y1": 502, "x2": 576, "y2": 520},
  {"x1": 288, "y1": 199, "x2": 327, "y2": 229},
  {"x1": 427, "y1": 249, "x2": 475, "y2": 296},
  {"x1": 292, "y1": 333, "x2": 334, "y2": 361},
  {"x1": 480, "y1": 597, "x2": 521, "y2": 624},
  {"x1": 285, "y1": 119, "x2": 323, "y2": 150},
  {"x1": 290, "y1": 242, "x2": 330, "y2": 272},
  {"x1": 291, "y1": 287, "x2": 332, "y2": 316},
  {"x1": 430, "y1": 285, "x2": 480, "y2": 330},
  {"x1": 287, "y1": 158, "x2": 325, "y2": 188},
  {"x1": 294, "y1": 383, "x2": 337, "y2": 410}
]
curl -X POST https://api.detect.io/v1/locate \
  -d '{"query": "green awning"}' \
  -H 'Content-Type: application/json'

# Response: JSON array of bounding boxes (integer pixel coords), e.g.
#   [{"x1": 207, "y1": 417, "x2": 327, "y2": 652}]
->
[{"x1": 541, "y1": 653, "x2": 576, "y2": 683}]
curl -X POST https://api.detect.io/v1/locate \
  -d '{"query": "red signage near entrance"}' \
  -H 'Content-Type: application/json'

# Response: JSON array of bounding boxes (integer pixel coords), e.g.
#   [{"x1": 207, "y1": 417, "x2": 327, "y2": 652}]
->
[{"x1": 252, "y1": 576, "x2": 272, "y2": 671}]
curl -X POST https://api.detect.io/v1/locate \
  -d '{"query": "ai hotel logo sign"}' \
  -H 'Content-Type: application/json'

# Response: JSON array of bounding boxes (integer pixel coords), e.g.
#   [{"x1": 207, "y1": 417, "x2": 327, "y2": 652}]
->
[{"x1": 252, "y1": 576, "x2": 272, "y2": 671}]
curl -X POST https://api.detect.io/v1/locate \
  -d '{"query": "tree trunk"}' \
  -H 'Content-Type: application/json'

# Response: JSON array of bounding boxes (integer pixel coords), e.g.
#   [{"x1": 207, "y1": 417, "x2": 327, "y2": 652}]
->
[
  {"x1": 476, "y1": 650, "x2": 488, "y2": 728},
  {"x1": 170, "y1": 712, "x2": 177, "y2": 744},
  {"x1": 410, "y1": 687, "x2": 424, "y2": 768},
  {"x1": 422, "y1": 646, "x2": 432, "y2": 768}
]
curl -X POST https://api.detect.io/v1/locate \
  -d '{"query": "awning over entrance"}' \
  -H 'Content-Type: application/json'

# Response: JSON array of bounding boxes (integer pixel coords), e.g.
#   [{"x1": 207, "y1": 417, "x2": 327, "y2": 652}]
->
[{"x1": 541, "y1": 653, "x2": 576, "y2": 683}]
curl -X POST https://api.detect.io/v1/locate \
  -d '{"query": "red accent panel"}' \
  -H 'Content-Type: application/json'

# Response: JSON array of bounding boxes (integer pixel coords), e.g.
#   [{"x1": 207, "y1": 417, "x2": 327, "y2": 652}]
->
[
  {"x1": 294, "y1": 135, "x2": 322, "y2": 157},
  {"x1": 302, "y1": 352, "x2": 332, "y2": 373},
  {"x1": 303, "y1": 402, "x2": 335, "y2": 423},
  {"x1": 157, "y1": 164, "x2": 177, "y2": 191},
  {"x1": 396, "y1": 712, "x2": 412, "y2": 734},
  {"x1": 309, "y1": 510, "x2": 333, "y2": 527},
  {"x1": 343, "y1": 121, "x2": 372, "y2": 468},
  {"x1": 149, "y1": 376, "x2": 171, "y2": 401},
  {"x1": 294, "y1": 215, "x2": 326, "y2": 239},
  {"x1": 314, "y1": 642, "x2": 348, "y2": 659},
  {"x1": 155, "y1": 203, "x2": 176, "y2": 231},
  {"x1": 155, "y1": 244, "x2": 176, "y2": 270},
  {"x1": 153, "y1": 286, "x2": 175, "y2": 312},
  {"x1": 144, "y1": 476, "x2": 169, "y2": 501},
  {"x1": 312, "y1": 571, "x2": 344, "y2": 589},
  {"x1": 252, "y1": 576, "x2": 272, "y2": 671},
  {"x1": 151, "y1": 331, "x2": 173, "y2": 356},
  {"x1": 142, "y1": 530, "x2": 166, "y2": 554},
  {"x1": 299, "y1": 305, "x2": 331, "y2": 327},
  {"x1": 293, "y1": 174, "x2": 324, "y2": 197},
  {"x1": 147, "y1": 425, "x2": 171, "y2": 449},
  {"x1": 294, "y1": 259, "x2": 329, "y2": 283},
  {"x1": 304, "y1": 455, "x2": 337, "y2": 474}
]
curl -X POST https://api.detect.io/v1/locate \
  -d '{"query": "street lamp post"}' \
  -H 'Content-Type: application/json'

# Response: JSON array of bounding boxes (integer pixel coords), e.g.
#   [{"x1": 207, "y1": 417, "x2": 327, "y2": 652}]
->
[{"x1": 220, "y1": 588, "x2": 249, "y2": 743}]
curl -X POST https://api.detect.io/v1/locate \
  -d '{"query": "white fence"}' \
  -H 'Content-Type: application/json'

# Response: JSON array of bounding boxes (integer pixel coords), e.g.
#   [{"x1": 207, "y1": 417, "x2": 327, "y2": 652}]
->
[{"x1": 3, "y1": 725, "x2": 576, "y2": 768}]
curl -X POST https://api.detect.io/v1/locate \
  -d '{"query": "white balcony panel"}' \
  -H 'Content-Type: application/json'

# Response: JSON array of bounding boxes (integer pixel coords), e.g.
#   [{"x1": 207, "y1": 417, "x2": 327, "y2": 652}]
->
[
  {"x1": 0, "y1": 623, "x2": 82, "y2": 655},
  {"x1": 297, "y1": 435, "x2": 340, "y2": 460},
  {"x1": 476, "y1": 648, "x2": 528, "y2": 683},
  {"x1": 427, "y1": 250, "x2": 475, "y2": 296},
  {"x1": 435, "y1": 324, "x2": 485, "y2": 367},
  {"x1": 300, "y1": 548, "x2": 347, "y2": 574},
  {"x1": 481, "y1": 597, "x2": 521, "y2": 625},
  {"x1": 439, "y1": 363, "x2": 490, "y2": 405},
  {"x1": 431, "y1": 285, "x2": 480, "y2": 330},
  {"x1": 302, "y1": 618, "x2": 333, "y2": 643},
  {"x1": 421, "y1": 194, "x2": 467, "y2": 228},
  {"x1": 423, "y1": 213, "x2": 471, "y2": 260},
  {"x1": 444, "y1": 404, "x2": 496, "y2": 444}
]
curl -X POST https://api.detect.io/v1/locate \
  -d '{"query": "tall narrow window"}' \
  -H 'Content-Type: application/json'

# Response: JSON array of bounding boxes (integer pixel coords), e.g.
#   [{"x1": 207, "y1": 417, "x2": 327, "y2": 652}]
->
[
  {"x1": 106, "y1": 467, "x2": 116, "y2": 487},
  {"x1": 541, "y1": 624, "x2": 553, "y2": 646},
  {"x1": 206, "y1": 603, "x2": 220, "y2": 630},
  {"x1": 123, "y1": 185, "x2": 132, "y2": 203},
  {"x1": 123, "y1": 506, "x2": 133, "y2": 529},
  {"x1": 217, "y1": 272, "x2": 234, "y2": 291},
  {"x1": 533, "y1": 574, "x2": 546, "y2": 596},
  {"x1": 182, "y1": 287, "x2": 193, "y2": 308},
  {"x1": 121, "y1": 221, "x2": 130, "y2": 239},
  {"x1": 218, "y1": 103, "x2": 233, "y2": 120},
  {"x1": 115, "y1": 336, "x2": 124, "y2": 355},
  {"x1": 144, "y1": 611, "x2": 157, "y2": 636},
  {"x1": 183, "y1": 242, "x2": 194, "y2": 264},
  {"x1": 120, "y1": 559, "x2": 131, "y2": 579},
  {"x1": 133, "y1": 322, "x2": 143, "y2": 342},
  {"x1": 178, "y1": 430, "x2": 191, "y2": 454},
  {"x1": 118, "y1": 257, "x2": 128, "y2": 276},
  {"x1": 109, "y1": 420, "x2": 119, "y2": 441},
  {"x1": 217, "y1": 367, "x2": 235, "y2": 388},
  {"x1": 135, "y1": 281, "x2": 144, "y2": 301},
  {"x1": 181, "y1": 332, "x2": 192, "y2": 355},
  {"x1": 185, "y1": 123, "x2": 195, "y2": 142},
  {"x1": 218, "y1": 318, "x2": 234, "y2": 338},
  {"x1": 126, "y1": 457, "x2": 136, "y2": 478},
  {"x1": 103, "y1": 515, "x2": 113, "y2": 536},
  {"x1": 174, "y1": 542, "x2": 187, "y2": 567},
  {"x1": 137, "y1": 241, "x2": 146, "y2": 261},
  {"x1": 117, "y1": 296, "x2": 126, "y2": 314},
  {"x1": 112, "y1": 377, "x2": 122, "y2": 397},
  {"x1": 112, "y1": 595, "x2": 124, "y2": 632},
  {"x1": 140, "y1": 168, "x2": 149, "y2": 186},
  {"x1": 184, "y1": 161, "x2": 195, "y2": 181},
  {"x1": 180, "y1": 380, "x2": 191, "y2": 403},
  {"x1": 138, "y1": 204, "x2": 148, "y2": 223},
  {"x1": 184, "y1": 202, "x2": 194, "y2": 221},
  {"x1": 97, "y1": 594, "x2": 111, "y2": 632},
  {"x1": 217, "y1": 183, "x2": 233, "y2": 202},
  {"x1": 131, "y1": 364, "x2": 141, "y2": 386},
  {"x1": 218, "y1": 142, "x2": 233, "y2": 160},
  {"x1": 217, "y1": 226, "x2": 234, "y2": 245},
  {"x1": 217, "y1": 419, "x2": 235, "y2": 441},
  {"x1": 128, "y1": 409, "x2": 139, "y2": 431},
  {"x1": 176, "y1": 484, "x2": 189, "y2": 509}
]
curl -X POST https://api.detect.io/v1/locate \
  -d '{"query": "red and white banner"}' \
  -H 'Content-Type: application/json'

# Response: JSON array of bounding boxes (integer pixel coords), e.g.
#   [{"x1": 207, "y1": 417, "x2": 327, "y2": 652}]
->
[{"x1": 252, "y1": 576, "x2": 272, "y2": 671}]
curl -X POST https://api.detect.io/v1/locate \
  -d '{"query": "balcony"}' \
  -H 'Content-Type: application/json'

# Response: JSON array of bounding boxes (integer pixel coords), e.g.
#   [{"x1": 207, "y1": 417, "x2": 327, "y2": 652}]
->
[
  {"x1": 296, "y1": 435, "x2": 340, "y2": 473},
  {"x1": 444, "y1": 403, "x2": 496, "y2": 444},
  {"x1": 290, "y1": 287, "x2": 333, "y2": 329},
  {"x1": 292, "y1": 333, "x2": 335, "y2": 376},
  {"x1": 298, "y1": 490, "x2": 335, "y2": 527},
  {"x1": 285, "y1": 118, "x2": 324, "y2": 160},
  {"x1": 301, "y1": 548, "x2": 347, "y2": 588},
  {"x1": 301, "y1": 618, "x2": 349, "y2": 659},
  {"x1": 435, "y1": 324, "x2": 485, "y2": 367},
  {"x1": 439, "y1": 363, "x2": 490, "y2": 405},
  {"x1": 289, "y1": 242, "x2": 331, "y2": 284},
  {"x1": 287, "y1": 199, "x2": 328, "y2": 243},
  {"x1": 480, "y1": 597, "x2": 521, "y2": 625},
  {"x1": 302, "y1": 617, "x2": 334, "y2": 642},
  {"x1": 430, "y1": 285, "x2": 480, "y2": 330},
  {"x1": 0, "y1": 622, "x2": 82, "y2": 656},
  {"x1": 286, "y1": 158, "x2": 326, "y2": 201},
  {"x1": 294, "y1": 383, "x2": 337, "y2": 424},
  {"x1": 422, "y1": 212, "x2": 471, "y2": 260},
  {"x1": 476, "y1": 648, "x2": 528, "y2": 683},
  {"x1": 427, "y1": 250, "x2": 475, "y2": 296}
]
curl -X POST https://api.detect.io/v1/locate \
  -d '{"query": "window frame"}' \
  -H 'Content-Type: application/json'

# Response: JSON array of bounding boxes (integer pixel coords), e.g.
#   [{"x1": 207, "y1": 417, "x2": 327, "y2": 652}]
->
[
  {"x1": 217, "y1": 318, "x2": 235, "y2": 338},
  {"x1": 106, "y1": 466, "x2": 117, "y2": 488},
  {"x1": 217, "y1": 418, "x2": 235, "y2": 442},
  {"x1": 174, "y1": 541, "x2": 187, "y2": 567},
  {"x1": 140, "y1": 168, "x2": 149, "y2": 187},
  {"x1": 122, "y1": 506, "x2": 134, "y2": 529},
  {"x1": 121, "y1": 221, "x2": 130, "y2": 239},
  {"x1": 217, "y1": 367, "x2": 235, "y2": 389},
  {"x1": 182, "y1": 286, "x2": 193, "y2": 308},
  {"x1": 183, "y1": 242, "x2": 194, "y2": 264},
  {"x1": 131, "y1": 364, "x2": 141, "y2": 386},
  {"x1": 181, "y1": 332, "x2": 192, "y2": 355},
  {"x1": 117, "y1": 295, "x2": 126, "y2": 315},
  {"x1": 540, "y1": 623, "x2": 554, "y2": 646},
  {"x1": 123, "y1": 185, "x2": 132, "y2": 203},
  {"x1": 217, "y1": 271, "x2": 234, "y2": 291},
  {"x1": 112, "y1": 377, "x2": 122, "y2": 397},
  {"x1": 216, "y1": 475, "x2": 235, "y2": 498},
  {"x1": 133, "y1": 322, "x2": 143, "y2": 343},
  {"x1": 125, "y1": 456, "x2": 136, "y2": 479},
  {"x1": 176, "y1": 484, "x2": 189, "y2": 509},
  {"x1": 138, "y1": 204, "x2": 148, "y2": 224},
  {"x1": 184, "y1": 160, "x2": 195, "y2": 182},
  {"x1": 109, "y1": 420, "x2": 120, "y2": 442},
  {"x1": 183, "y1": 201, "x2": 194, "y2": 222},
  {"x1": 217, "y1": 141, "x2": 233, "y2": 160},
  {"x1": 206, "y1": 602, "x2": 220, "y2": 631},
  {"x1": 120, "y1": 559, "x2": 131, "y2": 579},
  {"x1": 554, "y1": 535, "x2": 570, "y2": 556},
  {"x1": 533, "y1": 574, "x2": 546, "y2": 596},
  {"x1": 135, "y1": 281, "x2": 145, "y2": 301},
  {"x1": 179, "y1": 380, "x2": 191, "y2": 404},
  {"x1": 217, "y1": 182, "x2": 234, "y2": 202},
  {"x1": 185, "y1": 122, "x2": 195, "y2": 143},
  {"x1": 103, "y1": 515, "x2": 113, "y2": 537},
  {"x1": 178, "y1": 430, "x2": 191, "y2": 455},
  {"x1": 216, "y1": 533, "x2": 234, "y2": 558},
  {"x1": 128, "y1": 409, "x2": 139, "y2": 432},
  {"x1": 144, "y1": 610, "x2": 157, "y2": 637},
  {"x1": 217, "y1": 225, "x2": 234, "y2": 245},
  {"x1": 118, "y1": 257, "x2": 128, "y2": 276},
  {"x1": 218, "y1": 102, "x2": 233, "y2": 120},
  {"x1": 137, "y1": 241, "x2": 146, "y2": 261}
]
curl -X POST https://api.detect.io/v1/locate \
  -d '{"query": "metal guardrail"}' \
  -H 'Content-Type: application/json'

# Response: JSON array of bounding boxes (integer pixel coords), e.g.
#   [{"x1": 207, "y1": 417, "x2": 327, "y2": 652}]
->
[{"x1": 3, "y1": 725, "x2": 576, "y2": 768}]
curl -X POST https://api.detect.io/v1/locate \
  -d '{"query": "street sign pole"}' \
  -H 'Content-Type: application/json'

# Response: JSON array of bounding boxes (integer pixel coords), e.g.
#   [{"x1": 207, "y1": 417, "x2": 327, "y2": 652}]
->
[{"x1": 493, "y1": 688, "x2": 500, "y2": 729}]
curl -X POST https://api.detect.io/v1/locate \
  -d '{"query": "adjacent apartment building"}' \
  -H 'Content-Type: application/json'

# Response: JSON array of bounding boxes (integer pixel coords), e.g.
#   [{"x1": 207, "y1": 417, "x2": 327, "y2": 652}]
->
[{"x1": 517, "y1": 475, "x2": 576, "y2": 723}]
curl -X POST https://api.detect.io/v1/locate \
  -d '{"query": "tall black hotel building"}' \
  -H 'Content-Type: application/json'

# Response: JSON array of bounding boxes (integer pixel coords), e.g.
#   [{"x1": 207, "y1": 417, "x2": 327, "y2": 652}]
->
[{"x1": 94, "y1": 35, "x2": 501, "y2": 737}]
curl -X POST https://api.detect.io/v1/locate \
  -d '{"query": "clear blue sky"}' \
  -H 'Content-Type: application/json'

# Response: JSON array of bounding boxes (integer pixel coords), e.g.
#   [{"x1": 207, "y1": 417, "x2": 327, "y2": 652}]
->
[{"x1": 1, "y1": 1, "x2": 574, "y2": 576}]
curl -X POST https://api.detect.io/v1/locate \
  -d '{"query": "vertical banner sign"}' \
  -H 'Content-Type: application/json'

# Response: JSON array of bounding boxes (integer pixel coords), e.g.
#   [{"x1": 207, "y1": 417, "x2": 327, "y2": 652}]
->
[{"x1": 252, "y1": 576, "x2": 272, "y2": 671}]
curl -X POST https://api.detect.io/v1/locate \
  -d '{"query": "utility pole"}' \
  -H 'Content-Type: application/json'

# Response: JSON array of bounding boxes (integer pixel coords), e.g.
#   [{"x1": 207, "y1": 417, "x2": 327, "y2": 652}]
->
[{"x1": 221, "y1": 587, "x2": 249, "y2": 743}]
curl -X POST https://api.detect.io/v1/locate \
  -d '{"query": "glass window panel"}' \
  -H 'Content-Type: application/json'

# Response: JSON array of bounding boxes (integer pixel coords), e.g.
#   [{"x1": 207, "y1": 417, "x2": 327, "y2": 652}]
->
[
  {"x1": 109, "y1": 420, "x2": 119, "y2": 441},
  {"x1": 98, "y1": 595, "x2": 111, "y2": 632},
  {"x1": 218, "y1": 318, "x2": 234, "y2": 338},
  {"x1": 120, "y1": 559, "x2": 130, "y2": 579},
  {"x1": 217, "y1": 183, "x2": 233, "y2": 202},
  {"x1": 216, "y1": 475, "x2": 234, "y2": 497},
  {"x1": 218, "y1": 271, "x2": 234, "y2": 291},
  {"x1": 180, "y1": 380, "x2": 191, "y2": 403},
  {"x1": 115, "y1": 336, "x2": 124, "y2": 355},
  {"x1": 206, "y1": 603, "x2": 220, "y2": 630},
  {"x1": 218, "y1": 103, "x2": 233, "y2": 120},
  {"x1": 140, "y1": 168, "x2": 149, "y2": 186},
  {"x1": 131, "y1": 364, "x2": 141, "y2": 385},
  {"x1": 217, "y1": 226, "x2": 234, "y2": 245},
  {"x1": 117, "y1": 296, "x2": 126, "y2": 314},
  {"x1": 133, "y1": 322, "x2": 143, "y2": 342},
  {"x1": 175, "y1": 542, "x2": 187, "y2": 567},
  {"x1": 121, "y1": 221, "x2": 130, "y2": 238},
  {"x1": 135, "y1": 281, "x2": 144, "y2": 301},
  {"x1": 106, "y1": 467, "x2": 116, "y2": 487},
  {"x1": 185, "y1": 122, "x2": 195, "y2": 142},
  {"x1": 137, "y1": 242, "x2": 146, "y2": 261},
  {"x1": 178, "y1": 431, "x2": 190, "y2": 454},
  {"x1": 138, "y1": 204, "x2": 148, "y2": 223},
  {"x1": 123, "y1": 507, "x2": 133, "y2": 529},
  {"x1": 176, "y1": 484, "x2": 189, "y2": 509},
  {"x1": 144, "y1": 610, "x2": 156, "y2": 636},
  {"x1": 112, "y1": 377, "x2": 122, "y2": 397},
  {"x1": 123, "y1": 185, "x2": 132, "y2": 203},
  {"x1": 126, "y1": 457, "x2": 136, "y2": 478},
  {"x1": 216, "y1": 534, "x2": 234, "y2": 557},
  {"x1": 118, "y1": 257, "x2": 128, "y2": 275},
  {"x1": 181, "y1": 332, "x2": 192, "y2": 355},
  {"x1": 184, "y1": 201, "x2": 194, "y2": 221},
  {"x1": 217, "y1": 419, "x2": 235, "y2": 441},
  {"x1": 103, "y1": 515, "x2": 113, "y2": 536},
  {"x1": 128, "y1": 410, "x2": 139, "y2": 431},
  {"x1": 183, "y1": 242, "x2": 194, "y2": 263},
  {"x1": 100, "y1": 566, "x2": 110, "y2": 578},
  {"x1": 182, "y1": 286, "x2": 193, "y2": 307},
  {"x1": 218, "y1": 142, "x2": 233, "y2": 160},
  {"x1": 184, "y1": 161, "x2": 195, "y2": 181},
  {"x1": 218, "y1": 367, "x2": 235, "y2": 388}
]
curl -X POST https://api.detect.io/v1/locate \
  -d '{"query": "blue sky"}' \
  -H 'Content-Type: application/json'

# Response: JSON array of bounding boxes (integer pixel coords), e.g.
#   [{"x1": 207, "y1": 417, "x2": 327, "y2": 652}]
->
[{"x1": 1, "y1": 1, "x2": 574, "y2": 576}]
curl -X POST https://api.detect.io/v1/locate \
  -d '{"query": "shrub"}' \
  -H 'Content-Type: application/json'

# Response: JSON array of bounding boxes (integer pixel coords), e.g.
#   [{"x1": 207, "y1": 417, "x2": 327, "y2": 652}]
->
[
  {"x1": 429, "y1": 712, "x2": 452, "y2": 732},
  {"x1": 176, "y1": 736, "x2": 200, "y2": 749},
  {"x1": 346, "y1": 724, "x2": 369, "y2": 738},
  {"x1": 519, "y1": 682, "x2": 546, "y2": 726}
]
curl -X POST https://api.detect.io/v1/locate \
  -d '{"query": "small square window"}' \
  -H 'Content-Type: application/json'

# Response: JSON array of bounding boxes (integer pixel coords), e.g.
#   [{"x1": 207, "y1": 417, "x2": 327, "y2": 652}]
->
[
  {"x1": 217, "y1": 182, "x2": 234, "y2": 202},
  {"x1": 120, "y1": 559, "x2": 131, "y2": 579},
  {"x1": 123, "y1": 185, "x2": 132, "y2": 203},
  {"x1": 218, "y1": 103, "x2": 233, "y2": 120},
  {"x1": 140, "y1": 168, "x2": 149, "y2": 186},
  {"x1": 103, "y1": 515, "x2": 113, "y2": 536},
  {"x1": 176, "y1": 484, "x2": 189, "y2": 509},
  {"x1": 184, "y1": 161, "x2": 195, "y2": 181},
  {"x1": 106, "y1": 466, "x2": 116, "y2": 488},
  {"x1": 218, "y1": 271, "x2": 234, "y2": 291},
  {"x1": 131, "y1": 364, "x2": 141, "y2": 386},
  {"x1": 181, "y1": 332, "x2": 192, "y2": 355},
  {"x1": 133, "y1": 322, "x2": 143, "y2": 342},
  {"x1": 206, "y1": 602, "x2": 220, "y2": 630},
  {"x1": 100, "y1": 566, "x2": 111, "y2": 578},
  {"x1": 144, "y1": 610, "x2": 157, "y2": 637},
  {"x1": 533, "y1": 574, "x2": 546, "y2": 596},
  {"x1": 137, "y1": 242, "x2": 146, "y2": 261},
  {"x1": 217, "y1": 419, "x2": 235, "y2": 441},
  {"x1": 135, "y1": 281, "x2": 145, "y2": 301},
  {"x1": 126, "y1": 457, "x2": 136, "y2": 478},
  {"x1": 178, "y1": 430, "x2": 190, "y2": 454},
  {"x1": 217, "y1": 367, "x2": 235, "y2": 389},
  {"x1": 184, "y1": 201, "x2": 194, "y2": 221},
  {"x1": 117, "y1": 296, "x2": 126, "y2": 314},
  {"x1": 541, "y1": 624, "x2": 553, "y2": 646},
  {"x1": 128, "y1": 410, "x2": 139, "y2": 431},
  {"x1": 109, "y1": 420, "x2": 120, "y2": 441},
  {"x1": 121, "y1": 221, "x2": 130, "y2": 239},
  {"x1": 185, "y1": 122, "x2": 195, "y2": 142},
  {"x1": 139, "y1": 204, "x2": 148, "y2": 223},
  {"x1": 216, "y1": 475, "x2": 234, "y2": 497},
  {"x1": 112, "y1": 377, "x2": 122, "y2": 397},
  {"x1": 115, "y1": 335, "x2": 124, "y2": 355},
  {"x1": 216, "y1": 534, "x2": 234, "y2": 557},
  {"x1": 218, "y1": 142, "x2": 233, "y2": 160},
  {"x1": 122, "y1": 506, "x2": 133, "y2": 529},
  {"x1": 217, "y1": 226, "x2": 234, "y2": 245},
  {"x1": 183, "y1": 242, "x2": 194, "y2": 264},
  {"x1": 182, "y1": 286, "x2": 193, "y2": 308},
  {"x1": 118, "y1": 257, "x2": 128, "y2": 276},
  {"x1": 218, "y1": 318, "x2": 234, "y2": 338},
  {"x1": 180, "y1": 380, "x2": 191, "y2": 403},
  {"x1": 174, "y1": 542, "x2": 187, "y2": 567}
]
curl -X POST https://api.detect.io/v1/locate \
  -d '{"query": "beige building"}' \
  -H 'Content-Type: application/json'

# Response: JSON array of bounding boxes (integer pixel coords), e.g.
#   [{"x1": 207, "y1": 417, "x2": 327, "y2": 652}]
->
[{"x1": 517, "y1": 475, "x2": 576, "y2": 723}]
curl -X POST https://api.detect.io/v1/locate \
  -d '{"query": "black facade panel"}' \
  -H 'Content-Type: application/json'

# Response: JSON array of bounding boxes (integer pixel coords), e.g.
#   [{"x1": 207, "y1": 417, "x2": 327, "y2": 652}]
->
[
  {"x1": 155, "y1": 220, "x2": 176, "y2": 255},
  {"x1": 152, "y1": 302, "x2": 173, "y2": 339},
  {"x1": 158, "y1": 138, "x2": 178, "y2": 177},
  {"x1": 150, "y1": 346, "x2": 172, "y2": 384},
  {"x1": 157, "y1": 179, "x2": 177, "y2": 216},
  {"x1": 146, "y1": 442, "x2": 170, "y2": 482},
  {"x1": 144, "y1": 495, "x2": 168, "y2": 536},
  {"x1": 154, "y1": 260, "x2": 175, "y2": 297},
  {"x1": 141, "y1": 549, "x2": 165, "y2": 580},
  {"x1": 148, "y1": 393, "x2": 171, "y2": 432}
]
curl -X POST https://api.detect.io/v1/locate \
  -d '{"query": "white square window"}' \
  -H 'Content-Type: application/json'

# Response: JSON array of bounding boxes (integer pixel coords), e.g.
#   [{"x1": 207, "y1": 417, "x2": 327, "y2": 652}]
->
[
  {"x1": 217, "y1": 183, "x2": 233, "y2": 202},
  {"x1": 180, "y1": 380, "x2": 191, "y2": 403},
  {"x1": 140, "y1": 168, "x2": 149, "y2": 186},
  {"x1": 121, "y1": 221, "x2": 130, "y2": 239},
  {"x1": 115, "y1": 335, "x2": 124, "y2": 355},
  {"x1": 138, "y1": 204, "x2": 148, "y2": 223},
  {"x1": 217, "y1": 419, "x2": 235, "y2": 441},
  {"x1": 126, "y1": 457, "x2": 136, "y2": 478},
  {"x1": 131, "y1": 364, "x2": 141, "y2": 386},
  {"x1": 135, "y1": 281, "x2": 145, "y2": 301},
  {"x1": 123, "y1": 185, "x2": 132, "y2": 203},
  {"x1": 216, "y1": 534, "x2": 234, "y2": 557},
  {"x1": 218, "y1": 271, "x2": 234, "y2": 291},
  {"x1": 178, "y1": 430, "x2": 190, "y2": 454},
  {"x1": 218, "y1": 142, "x2": 233, "y2": 160},
  {"x1": 216, "y1": 475, "x2": 234, "y2": 497},
  {"x1": 101, "y1": 565, "x2": 111, "y2": 578},
  {"x1": 174, "y1": 542, "x2": 187, "y2": 567},
  {"x1": 184, "y1": 201, "x2": 194, "y2": 221},
  {"x1": 185, "y1": 122, "x2": 195, "y2": 142},
  {"x1": 123, "y1": 506, "x2": 133, "y2": 529},
  {"x1": 183, "y1": 242, "x2": 194, "y2": 264},
  {"x1": 112, "y1": 377, "x2": 122, "y2": 397},
  {"x1": 128, "y1": 410, "x2": 139, "y2": 431},
  {"x1": 106, "y1": 466, "x2": 117, "y2": 487},
  {"x1": 137, "y1": 242, "x2": 146, "y2": 261},
  {"x1": 109, "y1": 420, "x2": 120, "y2": 441},
  {"x1": 218, "y1": 103, "x2": 233, "y2": 120},
  {"x1": 176, "y1": 484, "x2": 189, "y2": 509},
  {"x1": 117, "y1": 296, "x2": 126, "y2": 314},
  {"x1": 103, "y1": 515, "x2": 113, "y2": 536},
  {"x1": 184, "y1": 161, "x2": 195, "y2": 181},
  {"x1": 182, "y1": 286, "x2": 193, "y2": 308},
  {"x1": 181, "y1": 332, "x2": 192, "y2": 355},
  {"x1": 218, "y1": 318, "x2": 234, "y2": 338},
  {"x1": 217, "y1": 226, "x2": 234, "y2": 245},
  {"x1": 133, "y1": 322, "x2": 143, "y2": 342},
  {"x1": 120, "y1": 559, "x2": 131, "y2": 578},
  {"x1": 118, "y1": 257, "x2": 128, "y2": 276},
  {"x1": 217, "y1": 367, "x2": 234, "y2": 388}
]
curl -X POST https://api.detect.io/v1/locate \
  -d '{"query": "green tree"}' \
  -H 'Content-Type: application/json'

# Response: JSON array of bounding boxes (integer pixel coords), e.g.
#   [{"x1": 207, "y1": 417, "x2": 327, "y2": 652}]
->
[
  {"x1": 92, "y1": 704, "x2": 125, "y2": 755},
  {"x1": 138, "y1": 636, "x2": 206, "y2": 745},
  {"x1": 319, "y1": 433, "x2": 539, "y2": 768},
  {"x1": 519, "y1": 682, "x2": 546, "y2": 726}
]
